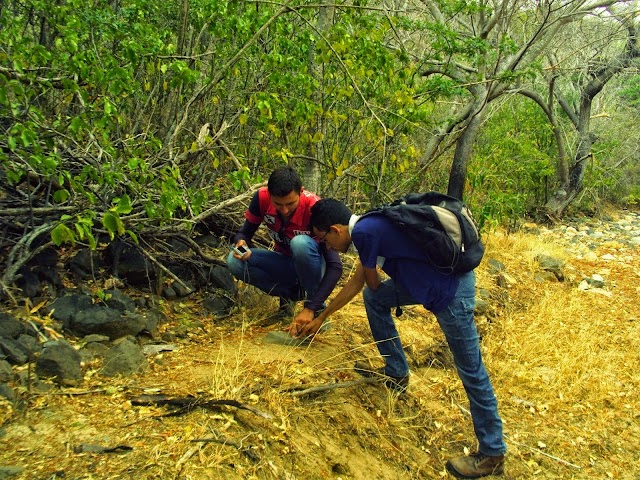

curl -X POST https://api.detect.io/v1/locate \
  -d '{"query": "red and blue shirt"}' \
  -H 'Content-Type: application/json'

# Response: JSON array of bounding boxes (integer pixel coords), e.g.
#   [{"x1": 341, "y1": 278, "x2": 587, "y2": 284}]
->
[{"x1": 243, "y1": 187, "x2": 319, "y2": 255}]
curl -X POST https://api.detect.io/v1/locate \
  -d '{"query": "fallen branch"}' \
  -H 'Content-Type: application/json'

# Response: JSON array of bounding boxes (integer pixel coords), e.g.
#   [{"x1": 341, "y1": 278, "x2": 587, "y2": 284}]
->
[
  {"x1": 191, "y1": 433, "x2": 260, "y2": 462},
  {"x1": 193, "y1": 182, "x2": 265, "y2": 224},
  {"x1": 129, "y1": 394, "x2": 273, "y2": 419},
  {"x1": 135, "y1": 243, "x2": 195, "y2": 295},
  {"x1": 454, "y1": 401, "x2": 582, "y2": 470},
  {"x1": 174, "y1": 234, "x2": 226, "y2": 266},
  {"x1": 289, "y1": 378, "x2": 378, "y2": 397},
  {"x1": 506, "y1": 435, "x2": 582, "y2": 470}
]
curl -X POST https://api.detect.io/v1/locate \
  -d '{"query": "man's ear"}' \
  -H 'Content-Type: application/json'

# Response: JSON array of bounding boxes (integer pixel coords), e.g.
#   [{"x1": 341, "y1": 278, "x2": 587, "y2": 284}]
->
[{"x1": 332, "y1": 224, "x2": 348, "y2": 236}]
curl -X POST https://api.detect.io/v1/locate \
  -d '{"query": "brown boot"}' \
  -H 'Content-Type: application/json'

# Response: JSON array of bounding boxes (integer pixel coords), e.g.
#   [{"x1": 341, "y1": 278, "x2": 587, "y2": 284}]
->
[{"x1": 446, "y1": 452, "x2": 504, "y2": 478}]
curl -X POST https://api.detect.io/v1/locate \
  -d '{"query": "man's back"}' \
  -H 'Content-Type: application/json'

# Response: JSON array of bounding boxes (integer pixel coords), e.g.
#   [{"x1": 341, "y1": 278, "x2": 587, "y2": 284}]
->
[{"x1": 352, "y1": 215, "x2": 460, "y2": 313}]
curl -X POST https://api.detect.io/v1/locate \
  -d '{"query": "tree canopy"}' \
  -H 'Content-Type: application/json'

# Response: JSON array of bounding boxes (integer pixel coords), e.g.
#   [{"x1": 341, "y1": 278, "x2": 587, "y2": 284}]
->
[{"x1": 1, "y1": 0, "x2": 639, "y2": 292}]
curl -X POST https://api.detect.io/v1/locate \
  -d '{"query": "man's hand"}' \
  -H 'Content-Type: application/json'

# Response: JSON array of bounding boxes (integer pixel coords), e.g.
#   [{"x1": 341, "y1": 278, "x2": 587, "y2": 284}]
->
[
  {"x1": 232, "y1": 240, "x2": 251, "y2": 260},
  {"x1": 289, "y1": 308, "x2": 321, "y2": 337}
]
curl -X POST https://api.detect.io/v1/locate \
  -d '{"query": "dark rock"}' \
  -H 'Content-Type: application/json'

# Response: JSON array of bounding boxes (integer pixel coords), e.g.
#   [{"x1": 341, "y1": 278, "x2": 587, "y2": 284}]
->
[
  {"x1": 475, "y1": 298, "x2": 489, "y2": 316},
  {"x1": 16, "y1": 334, "x2": 41, "y2": 358},
  {"x1": 104, "y1": 241, "x2": 157, "y2": 287},
  {"x1": 0, "y1": 313, "x2": 36, "y2": 339},
  {"x1": 0, "y1": 466, "x2": 25, "y2": 479},
  {"x1": 167, "y1": 237, "x2": 190, "y2": 253},
  {"x1": 0, "y1": 360, "x2": 13, "y2": 382},
  {"x1": 103, "y1": 289, "x2": 136, "y2": 313},
  {"x1": 536, "y1": 254, "x2": 565, "y2": 281},
  {"x1": 70, "y1": 307, "x2": 147, "y2": 340},
  {"x1": 36, "y1": 266, "x2": 63, "y2": 291},
  {"x1": 0, "y1": 338, "x2": 29, "y2": 365},
  {"x1": 194, "y1": 234, "x2": 221, "y2": 248},
  {"x1": 79, "y1": 333, "x2": 111, "y2": 361},
  {"x1": 534, "y1": 271, "x2": 560, "y2": 283},
  {"x1": 100, "y1": 340, "x2": 147, "y2": 376},
  {"x1": 161, "y1": 331, "x2": 177, "y2": 342},
  {"x1": 487, "y1": 258, "x2": 505, "y2": 275},
  {"x1": 79, "y1": 342, "x2": 111, "y2": 363},
  {"x1": 68, "y1": 248, "x2": 100, "y2": 278},
  {"x1": 0, "y1": 383, "x2": 18, "y2": 403},
  {"x1": 163, "y1": 286, "x2": 177, "y2": 299},
  {"x1": 202, "y1": 294, "x2": 234, "y2": 316},
  {"x1": 207, "y1": 266, "x2": 237, "y2": 294},
  {"x1": 46, "y1": 294, "x2": 94, "y2": 328},
  {"x1": 172, "y1": 280, "x2": 195, "y2": 297},
  {"x1": 139, "y1": 308, "x2": 166, "y2": 337},
  {"x1": 16, "y1": 266, "x2": 41, "y2": 298},
  {"x1": 30, "y1": 247, "x2": 58, "y2": 267},
  {"x1": 82, "y1": 334, "x2": 111, "y2": 343},
  {"x1": 35, "y1": 340, "x2": 82, "y2": 386}
]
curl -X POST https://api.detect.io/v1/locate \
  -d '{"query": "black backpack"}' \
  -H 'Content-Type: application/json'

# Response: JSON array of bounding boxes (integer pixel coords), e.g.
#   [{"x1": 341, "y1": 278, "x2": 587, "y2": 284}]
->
[{"x1": 361, "y1": 192, "x2": 484, "y2": 275}]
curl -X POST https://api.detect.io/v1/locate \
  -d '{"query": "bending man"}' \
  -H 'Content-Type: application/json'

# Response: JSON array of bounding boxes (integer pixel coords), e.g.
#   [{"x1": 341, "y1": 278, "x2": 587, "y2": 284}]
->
[{"x1": 291, "y1": 198, "x2": 506, "y2": 479}]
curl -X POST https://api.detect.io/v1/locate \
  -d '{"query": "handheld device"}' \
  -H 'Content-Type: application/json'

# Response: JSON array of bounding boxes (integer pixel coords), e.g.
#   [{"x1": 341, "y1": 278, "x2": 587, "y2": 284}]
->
[{"x1": 233, "y1": 244, "x2": 250, "y2": 256}]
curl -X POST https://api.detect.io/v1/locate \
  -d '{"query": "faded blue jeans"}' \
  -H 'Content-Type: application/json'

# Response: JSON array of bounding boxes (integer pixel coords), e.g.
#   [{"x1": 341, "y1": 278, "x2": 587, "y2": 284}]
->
[
  {"x1": 362, "y1": 271, "x2": 506, "y2": 456},
  {"x1": 226, "y1": 235, "x2": 324, "y2": 302}
]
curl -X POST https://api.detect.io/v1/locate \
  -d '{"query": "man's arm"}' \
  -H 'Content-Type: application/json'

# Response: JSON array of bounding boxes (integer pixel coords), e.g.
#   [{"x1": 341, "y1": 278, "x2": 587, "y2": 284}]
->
[
  {"x1": 290, "y1": 261, "x2": 366, "y2": 337},
  {"x1": 362, "y1": 265, "x2": 381, "y2": 291},
  {"x1": 231, "y1": 192, "x2": 262, "y2": 247},
  {"x1": 302, "y1": 245, "x2": 343, "y2": 313}
]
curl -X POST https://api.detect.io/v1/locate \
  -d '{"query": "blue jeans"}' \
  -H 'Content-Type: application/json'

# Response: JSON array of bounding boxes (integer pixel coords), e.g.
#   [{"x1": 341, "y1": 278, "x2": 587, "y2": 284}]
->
[
  {"x1": 226, "y1": 235, "x2": 325, "y2": 302},
  {"x1": 362, "y1": 272, "x2": 506, "y2": 456}
]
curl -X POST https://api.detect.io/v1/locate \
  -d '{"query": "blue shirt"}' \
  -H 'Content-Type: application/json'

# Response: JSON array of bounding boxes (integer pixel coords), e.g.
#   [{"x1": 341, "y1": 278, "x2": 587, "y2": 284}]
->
[{"x1": 351, "y1": 214, "x2": 459, "y2": 313}]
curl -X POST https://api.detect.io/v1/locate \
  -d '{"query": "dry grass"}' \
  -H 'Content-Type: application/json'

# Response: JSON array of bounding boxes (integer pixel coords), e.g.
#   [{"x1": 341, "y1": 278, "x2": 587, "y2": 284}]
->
[{"x1": 1, "y1": 223, "x2": 639, "y2": 479}]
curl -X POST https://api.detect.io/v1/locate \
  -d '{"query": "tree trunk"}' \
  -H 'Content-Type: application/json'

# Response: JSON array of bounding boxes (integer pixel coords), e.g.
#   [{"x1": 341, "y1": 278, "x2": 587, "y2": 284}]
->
[
  {"x1": 447, "y1": 109, "x2": 485, "y2": 201},
  {"x1": 303, "y1": 4, "x2": 333, "y2": 193},
  {"x1": 178, "y1": 0, "x2": 190, "y2": 57},
  {"x1": 545, "y1": 95, "x2": 594, "y2": 216}
]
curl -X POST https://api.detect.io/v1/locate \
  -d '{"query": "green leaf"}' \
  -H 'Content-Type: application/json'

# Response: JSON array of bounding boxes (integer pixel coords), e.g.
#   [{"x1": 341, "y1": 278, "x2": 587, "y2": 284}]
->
[
  {"x1": 126, "y1": 229, "x2": 139, "y2": 244},
  {"x1": 51, "y1": 224, "x2": 76, "y2": 246},
  {"x1": 114, "y1": 194, "x2": 133, "y2": 214},
  {"x1": 86, "y1": 232, "x2": 97, "y2": 250},
  {"x1": 102, "y1": 211, "x2": 125, "y2": 239},
  {"x1": 53, "y1": 189, "x2": 70, "y2": 204}
]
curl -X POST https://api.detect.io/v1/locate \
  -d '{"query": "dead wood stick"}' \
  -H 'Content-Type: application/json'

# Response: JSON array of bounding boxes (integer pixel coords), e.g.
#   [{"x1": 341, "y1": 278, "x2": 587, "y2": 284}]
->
[
  {"x1": 193, "y1": 182, "x2": 265, "y2": 224},
  {"x1": 135, "y1": 243, "x2": 195, "y2": 295},
  {"x1": 0, "y1": 206, "x2": 76, "y2": 216},
  {"x1": 174, "y1": 234, "x2": 226, "y2": 266},
  {"x1": 455, "y1": 402, "x2": 581, "y2": 469},
  {"x1": 290, "y1": 378, "x2": 378, "y2": 397},
  {"x1": 129, "y1": 394, "x2": 273, "y2": 419},
  {"x1": 191, "y1": 434, "x2": 260, "y2": 462},
  {"x1": 506, "y1": 436, "x2": 582, "y2": 469},
  {"x1": 216, "y1": 138, "x2": 249, "y2": 189}
]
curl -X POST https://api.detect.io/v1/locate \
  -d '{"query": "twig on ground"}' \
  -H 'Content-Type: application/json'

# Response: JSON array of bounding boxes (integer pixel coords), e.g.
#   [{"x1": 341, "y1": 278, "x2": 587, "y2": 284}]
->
[
  {"x1": 454, "y1": 401, "x2": 582, "y2": 470},
  {"x1": 506, "y1": 436, "x2": 582, "y2": 470},
  {"x1": 129, "y1": 394, "x2": 273, "y2": 419},
  {"x1": 135, "y1": 243, "x2": 195, "y2": 295},
  {"x1": 191, "y1": 433, "x2": 260, "y2": 462},
  {"x1": 289, "y1": 378, "x2": 378, "y2": 397}
]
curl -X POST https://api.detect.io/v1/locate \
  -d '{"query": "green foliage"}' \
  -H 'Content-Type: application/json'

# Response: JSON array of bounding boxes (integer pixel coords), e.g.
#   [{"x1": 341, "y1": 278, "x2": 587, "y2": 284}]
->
[
  {"x1": 618, "y1": 75, "x2": 640, "y2": 107},
  {"x1": 3, "y1": 0, "x2": 627, "y2": 252},
  {"x1": 470, "y1": 99, "x2": 556, "y2": 226}
]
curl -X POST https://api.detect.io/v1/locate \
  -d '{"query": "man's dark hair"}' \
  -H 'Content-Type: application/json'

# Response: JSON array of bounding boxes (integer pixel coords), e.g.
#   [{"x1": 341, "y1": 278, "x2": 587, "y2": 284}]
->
[
  {"x1": 267, "y1": 166, "x2": 302, "y2": 197},
  {"x1": 310, "y1": 198, "x2": 352, "y2": 232}
]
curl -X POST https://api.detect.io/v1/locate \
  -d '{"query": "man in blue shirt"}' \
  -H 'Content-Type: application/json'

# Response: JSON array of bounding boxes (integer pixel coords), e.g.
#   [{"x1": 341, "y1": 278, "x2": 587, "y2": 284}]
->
[{"x1": 291, "y1": 198, "x2": 506, "y2": 479}]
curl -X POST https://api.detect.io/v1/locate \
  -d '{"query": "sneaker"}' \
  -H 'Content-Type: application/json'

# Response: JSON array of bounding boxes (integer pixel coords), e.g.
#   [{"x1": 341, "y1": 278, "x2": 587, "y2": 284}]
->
[
  {"x1": 446, "y1": 452, "x2": 505, "y2": 478},
  {"x1": 353, "y1": 360, "x2": 409, "y2": 392}
]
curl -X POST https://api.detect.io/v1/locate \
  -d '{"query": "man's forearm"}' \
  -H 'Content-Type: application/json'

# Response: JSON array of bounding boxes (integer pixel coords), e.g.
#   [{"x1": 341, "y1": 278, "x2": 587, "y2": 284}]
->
[{"x1": 316, "y1": 263, "x2": 365, "y2": 322}]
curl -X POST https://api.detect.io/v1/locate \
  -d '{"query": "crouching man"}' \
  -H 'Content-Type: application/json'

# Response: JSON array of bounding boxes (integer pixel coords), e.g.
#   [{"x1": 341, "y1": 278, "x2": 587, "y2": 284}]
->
[
  {"x1": 227, "y1": 166, "x2": 342, "y2": 325},
  {"x1": 291, "y1": 198, "x2": 506, "y2": 479}
]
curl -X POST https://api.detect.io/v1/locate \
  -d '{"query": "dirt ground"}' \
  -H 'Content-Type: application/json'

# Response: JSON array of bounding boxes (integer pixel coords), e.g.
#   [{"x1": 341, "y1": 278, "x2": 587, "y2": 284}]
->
[{"x1": 1, "y1": 214, "x2": 639, "y2": 480}]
